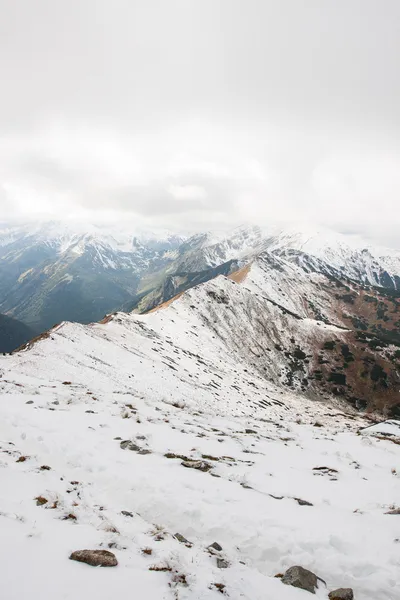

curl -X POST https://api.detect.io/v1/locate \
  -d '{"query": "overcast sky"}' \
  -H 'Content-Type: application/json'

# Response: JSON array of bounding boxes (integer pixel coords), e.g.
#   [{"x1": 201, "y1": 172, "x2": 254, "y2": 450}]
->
[{"x1": 0, "y1": 0, "x2": 399, "y2": 246}]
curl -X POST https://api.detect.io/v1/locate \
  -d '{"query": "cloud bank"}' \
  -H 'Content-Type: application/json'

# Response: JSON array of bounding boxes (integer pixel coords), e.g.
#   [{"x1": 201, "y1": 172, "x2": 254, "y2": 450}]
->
[{"x1": 0, "y1": 1, "x2": 399, "y2": 247}]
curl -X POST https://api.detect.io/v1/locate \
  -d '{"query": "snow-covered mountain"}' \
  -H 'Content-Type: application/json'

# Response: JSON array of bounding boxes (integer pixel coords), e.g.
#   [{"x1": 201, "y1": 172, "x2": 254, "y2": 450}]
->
[
  {"x1": 0, "y1": 221, "x2": 185, "y2": 332},
  {"x1": 1, "y1": 220, "x2": 400, "y2": 343},
  {"x1": 262, "y1": 228, "x2": 400, "y2": 289},
  {"x1": 127, "y1": 224, "x2": 400, "y2": 315},
  {"x1": 1, "y1": 271, "x2": 399, "y2": 600}
]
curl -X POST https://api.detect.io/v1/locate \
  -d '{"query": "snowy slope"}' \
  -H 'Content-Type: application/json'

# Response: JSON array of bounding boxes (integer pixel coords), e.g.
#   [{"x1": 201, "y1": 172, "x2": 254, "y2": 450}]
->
[
  {"x1": 1, "y1": 277, "x2": 400, "y2": 600},
  {"x1": 262, "y1": 227, "x2": 400, "y2": 289}
]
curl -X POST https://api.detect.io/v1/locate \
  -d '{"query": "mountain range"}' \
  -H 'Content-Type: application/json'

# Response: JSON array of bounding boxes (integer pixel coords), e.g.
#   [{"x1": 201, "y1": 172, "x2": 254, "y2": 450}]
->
[
  {"x1": 1, "y1": 232, "x2": 399, "y2": 599},
  {"x1": 1, "y1": 221, "x2": 400, "y2": 341}
]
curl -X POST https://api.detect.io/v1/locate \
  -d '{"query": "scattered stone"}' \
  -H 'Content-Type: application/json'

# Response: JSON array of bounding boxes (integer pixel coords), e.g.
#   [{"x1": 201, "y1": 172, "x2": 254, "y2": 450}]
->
[
  {"x1": 328, "y1": 589, "x2": 354, "y2": 600},
  {"x1": 35, "y1": 496, "x2": 48, "y2": 506},
  {"x1": 294, "y1": 497, "x2": 314, "y2": 506},
  {"x1": 217, "y1": 558, "x2": 229, "y2": 569},
  {"x1": 201, "y1": 454, "x2": 220, "y2": 461},
  {"x1": 142, "y1": 547, "x2": 153, "y2": 555},
  {"x1": 174, "y1": 533, "x2": 191, "y2": 545},
  {"x1": 245, "y1": 429, "x2": 257, "y2": 434},
  {"x1": 172, "y1": 572, "x2": 188, "y2": 586},
  {"x1": 208, "y1": 542, "x2": 223, "y2": 552},
  {"x1": 16, "y1": 456, "x2": 28, "y2": 463},
  {"x1": 281, "y1": 566, "x2": 319, "y2": 594},
  {"x1": 69, "y1": 549, "x2": 118, "y2": 567},
  {"x1": 211, "y1": 583, "x2": 226, "y2": 594},
  {"x1": 313, "y1": 466, "x2": 339, "y2": 474},
  {"x1": 314, "y1": 421, "x2": 323, "y2": 427},
  {"x1": 121, "y1": 510, "x2": 134, "y2": 517},
  {"x1": 62, "y1": 381, "x2": 72, "y2": 385},
  {"x1": 165, "y1": 452, "x2": 189, "y2": 460},
  {"x1": 149, "y1": 563, "x2": 172, "y2": 572},
  {"x1": 181, "y1": 459, "x2": 212, "y2": 472},
  {"x1": 40, "y1": 465, "x2": 51, "y2": 471},
  {"x1": 120, "y1": 440, "x2": 151, "y2": 456},
  {"x1": 26, "y1": 400, "x2": 34, "y2": 404},
  {"x1": 120, "y1": 440, "x2": 140, "y2": 451},
  {"x1": 63, "y1": 513, "x2": 77, "y2": 521}
]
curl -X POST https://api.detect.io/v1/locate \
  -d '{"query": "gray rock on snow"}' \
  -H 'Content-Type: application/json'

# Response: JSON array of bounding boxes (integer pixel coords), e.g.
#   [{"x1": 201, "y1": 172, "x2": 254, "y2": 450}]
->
[
  {"x1": 294, "y1": 497, "x2": 314, "y2": 506},
  {"x1": 69, "y1": 549, "x2": 118, "y2": 567},
  {"x1": 120, "y1": 440, "x2": 151, "y2": 454},
  {"x1": 328, "y1": 589, "x2": 354, "y2": 600},
  {"x1": 216, "y1": 558, "x2": 229, "y2": 569},
  {"x1": 281, "y1": 566, "x2": 319, "y2": 594},
  {"x1": 174, "y1": 533, "x2": 191, "y2": 545},
  {"x1": 208, "y1": 542, "x2": 223, "y2": 552},
  {"x1": 181, "y1": 459, "x2": 212, "y2": 472},
  {"x1": 120, "y1": 440, "x2": 140, "y2": 451}
]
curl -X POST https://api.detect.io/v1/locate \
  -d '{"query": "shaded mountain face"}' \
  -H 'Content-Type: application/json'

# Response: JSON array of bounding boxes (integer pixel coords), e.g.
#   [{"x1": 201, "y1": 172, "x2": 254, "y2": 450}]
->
[
  {"x1": 0, "y1": 222, "x2": 184, "y2": 331},
  {"x1": 0, "y1": 313, "x2": 35, "y2": 353}
]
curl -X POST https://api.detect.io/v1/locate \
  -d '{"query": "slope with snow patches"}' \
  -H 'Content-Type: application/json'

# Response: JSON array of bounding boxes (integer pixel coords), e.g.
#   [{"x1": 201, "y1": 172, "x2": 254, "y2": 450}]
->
[
  {"x1": 261, "y1": 228, "x2": 400, "y2": 289},
  {"x1": 1, "y1": 277, "x2": 400, "y2": 600}
]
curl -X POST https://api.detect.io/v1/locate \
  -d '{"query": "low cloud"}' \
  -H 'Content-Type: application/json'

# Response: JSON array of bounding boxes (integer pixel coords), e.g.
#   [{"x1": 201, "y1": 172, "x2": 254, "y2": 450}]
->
[{"x1": 0, "y1": 119, "x2": 399, "y2": 247}]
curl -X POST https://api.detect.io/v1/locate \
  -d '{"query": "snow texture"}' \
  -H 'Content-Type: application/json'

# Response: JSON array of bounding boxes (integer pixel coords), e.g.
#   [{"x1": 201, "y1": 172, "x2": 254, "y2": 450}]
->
[{"x1": 1, "y1": 276, "x2": 399, "y2": 600}]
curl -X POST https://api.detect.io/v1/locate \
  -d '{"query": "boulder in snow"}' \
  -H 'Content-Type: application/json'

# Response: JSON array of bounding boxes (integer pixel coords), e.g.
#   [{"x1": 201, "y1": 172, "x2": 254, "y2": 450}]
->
[
  {"x1": 69, "y1": 549, "x2": 118, "y2": 567},
  {"x1": 281, "y1": 566, "x2": 320, "y2": 594},
  {"x1": 328, "y1": 588, "x2": 354, "y2": 600}
]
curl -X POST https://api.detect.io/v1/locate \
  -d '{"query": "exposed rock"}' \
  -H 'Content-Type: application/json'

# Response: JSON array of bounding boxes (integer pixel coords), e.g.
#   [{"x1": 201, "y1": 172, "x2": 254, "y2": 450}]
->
[
  {"x1": 328, "y1": 588, "x2": 354, "y2": 600},
  {"x1": 120, "y1": 440, "x2": 140, "y2": 451},
  {"x1": 35, "y1": 496, "x2": 48, "y2": 506},
  {"x1": 385, "y1": 507, "x2": 400, "y2": 515},
  {"x1": 181, "y1": 459, "x2": 212, "y2": 472},
  {"x1": 165, "y1": 452, "x2": 189, "y2": 460},
  {"x1": 69, "y1": 549, "x2": 118, "y2": 567},
  {"x1": 174, "y1": 533, "x2": 191, "y2": 545},
  {"x1": 211, "y1": 583, "x2": 226, "y2": 594},
  {"x1": 294, "y1": 497, "x2": 314, "y2": 506},
  {"x1": 208, "y1": 542, "x2": 223, "y2": 552},
  {"x1": 217, "y1": 558, "x2": 229, "y2": 569},
  {"x1": 281, "y1": 566, "x2": 319, "y2": 594},
  {"x1": 121, "y1": 510, "x2": 134, "y2": 517},
  {"x1": 120, "y1": 440, "x2": 150, "y2": 454}
]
